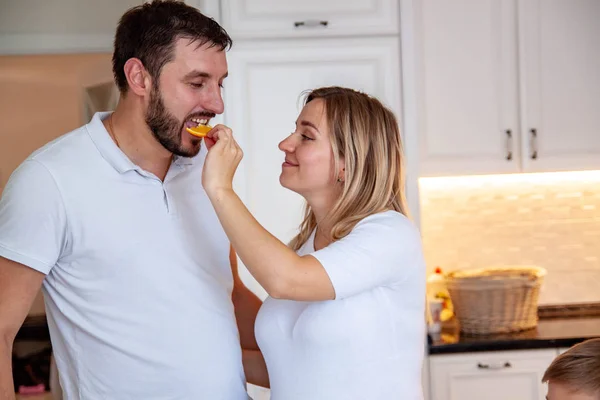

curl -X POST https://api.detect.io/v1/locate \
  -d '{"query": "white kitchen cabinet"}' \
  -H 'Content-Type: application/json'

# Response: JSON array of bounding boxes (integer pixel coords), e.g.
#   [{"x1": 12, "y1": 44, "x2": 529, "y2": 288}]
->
[
  {"x1": 414, "y1": 0, "x2": 600, "y2": 176},
  {"x1": 518, "y1": 0, "x2": 600, "y2": 173},
  {"x1": 429, "y1": 349, "x2": 557, "y2": 400},
  {"x1": 417, "y1": 0, "x2": 520, "y2": 176},
  {"x1": 221, "y1": 0, "x2": 399, "y2": 39},
  {"x1": 0, "y1": 0, "x2": 220, "y2": 54},
  {"x1": 223, "y1": 37, "x2": 404, "y2": 296}
]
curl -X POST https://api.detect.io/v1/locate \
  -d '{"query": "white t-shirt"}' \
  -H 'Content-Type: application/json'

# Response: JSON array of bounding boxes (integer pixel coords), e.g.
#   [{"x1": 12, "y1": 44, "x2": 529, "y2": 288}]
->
[
  {"x1": 255, "y1": 211, "x2": 426, "y2": 400},
  {"x1": 0, "y1": 113, "x2": 248, "y2": 399}
]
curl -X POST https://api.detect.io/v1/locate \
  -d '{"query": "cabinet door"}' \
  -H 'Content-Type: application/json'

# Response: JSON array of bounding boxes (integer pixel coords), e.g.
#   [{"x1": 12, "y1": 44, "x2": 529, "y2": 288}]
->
[
  {"x1": 519, "y1": 0, "x2": 600, "y2": 172},
  {"x1": 429, "y1": 349, "x2": 557, "y2": 400},
  {"x1": 221, "y1": 0, "x2": 399, "y2": 39},
  {"x1": 224, "y1": 37, "x2": 402, "y2": 296},
  {"x1": 0, "y1": 0, "x2": 220, "y2": 54},
  {"x1": 417, "y1": 0, "x2": 521, "y2": 176}
]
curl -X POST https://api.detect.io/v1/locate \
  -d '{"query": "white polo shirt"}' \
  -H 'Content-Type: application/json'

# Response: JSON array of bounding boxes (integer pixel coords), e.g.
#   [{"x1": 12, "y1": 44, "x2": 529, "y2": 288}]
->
[{"x1": 0, "y1": 113, "x2": 248, "y2": 399}]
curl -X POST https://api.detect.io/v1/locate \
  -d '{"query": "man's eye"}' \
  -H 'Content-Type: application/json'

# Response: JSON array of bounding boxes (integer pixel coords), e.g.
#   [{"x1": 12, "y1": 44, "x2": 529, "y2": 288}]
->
[{"x1": 190, "y1": 83, "x2": 204, "y2": 88}]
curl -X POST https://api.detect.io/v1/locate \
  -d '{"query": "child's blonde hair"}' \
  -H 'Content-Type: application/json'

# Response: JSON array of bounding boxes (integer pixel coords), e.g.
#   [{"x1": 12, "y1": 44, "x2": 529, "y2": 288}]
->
[{"x1": 542, "y1": 338, "x2": 600, "y2": 396}]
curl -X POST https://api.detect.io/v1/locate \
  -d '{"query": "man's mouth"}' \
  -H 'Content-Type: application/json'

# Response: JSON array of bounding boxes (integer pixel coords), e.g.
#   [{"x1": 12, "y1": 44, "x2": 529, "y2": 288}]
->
[
  {"x1": 185, "y1": 117, "x2": 210, "y2": 129},
  {"x1": 184, "y1": 116, "x2": 213, "y2": 137}
]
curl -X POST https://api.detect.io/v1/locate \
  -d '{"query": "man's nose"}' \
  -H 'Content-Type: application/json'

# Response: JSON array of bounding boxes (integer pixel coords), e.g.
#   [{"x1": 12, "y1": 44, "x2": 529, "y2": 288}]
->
[{"x1": 203, "y1": 86, "x2": 225, "y2": 115}]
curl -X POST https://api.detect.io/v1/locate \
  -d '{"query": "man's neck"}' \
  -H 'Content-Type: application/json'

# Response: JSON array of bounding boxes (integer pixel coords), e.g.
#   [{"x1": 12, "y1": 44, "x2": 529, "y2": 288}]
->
[{"x1": 105, "y1": 104, "x2": 173, "y2": 181}]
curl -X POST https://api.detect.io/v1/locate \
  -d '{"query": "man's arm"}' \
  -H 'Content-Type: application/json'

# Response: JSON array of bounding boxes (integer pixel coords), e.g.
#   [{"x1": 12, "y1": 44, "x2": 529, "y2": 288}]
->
[
  {"x1": 230, "y1": 246, "x2": 269, "y2": 388},
  {"x1": 0, "y1": 257, "x2": 46, "y2": 400}
]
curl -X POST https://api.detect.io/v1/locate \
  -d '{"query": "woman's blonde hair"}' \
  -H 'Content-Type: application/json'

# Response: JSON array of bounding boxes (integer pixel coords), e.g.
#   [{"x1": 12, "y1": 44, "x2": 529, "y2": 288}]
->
[
  {"x1": 288, "y1": 86, "x2": 409, "y2": 251},
  {"x1": 542, "y1": 338, "x2": 600, "y2": 396}
]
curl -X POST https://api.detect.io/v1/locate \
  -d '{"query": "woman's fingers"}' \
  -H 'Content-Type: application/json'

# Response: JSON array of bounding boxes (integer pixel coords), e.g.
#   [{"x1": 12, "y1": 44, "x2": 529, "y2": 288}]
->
[
  {"x1": 201, "y1": 124, "x2": 245, "y2": 195},
  {"x1": 208, "y1": 124, "x2": 243, "y2": 160},
  {"x1": 207, "y1": 124, "x2": 233, "y2": 143}
]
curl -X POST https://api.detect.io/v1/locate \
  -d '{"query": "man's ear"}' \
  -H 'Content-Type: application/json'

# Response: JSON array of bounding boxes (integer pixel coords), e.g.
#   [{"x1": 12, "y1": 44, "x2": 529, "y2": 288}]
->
[{"x1": 123, "y1": 58, "x2": 152, "y2": 97}]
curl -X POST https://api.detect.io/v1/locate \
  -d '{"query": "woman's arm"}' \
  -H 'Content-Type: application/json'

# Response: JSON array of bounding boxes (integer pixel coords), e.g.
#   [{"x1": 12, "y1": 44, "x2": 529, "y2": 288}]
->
[
  {"x1": 210, "y1": 187, "x2": 334, "y2": 301},
  {"x1": 202, "y1": 126, "x2": 335, "y2": 301}
]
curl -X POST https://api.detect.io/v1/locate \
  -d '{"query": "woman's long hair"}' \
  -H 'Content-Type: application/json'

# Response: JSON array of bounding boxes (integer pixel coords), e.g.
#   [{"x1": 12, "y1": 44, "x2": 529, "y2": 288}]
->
[{"x1": 289, "y1": 86, "x2": 409, "y2": 251}]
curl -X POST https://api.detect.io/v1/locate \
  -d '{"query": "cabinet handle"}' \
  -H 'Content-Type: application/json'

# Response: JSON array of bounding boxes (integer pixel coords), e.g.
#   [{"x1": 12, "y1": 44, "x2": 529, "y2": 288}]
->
[
  {"x1": 530, "y1": 128, "x2": 538, "y2": 159},
  {"x1": 505, "y1": 129, "x2": 513, "y2": 161},
  {"x1": 294, "y1": 20, "x2": 329, "y2": 28},
  {"x1": 477, "y1": 362, "x2": 512, "y2": 370}
]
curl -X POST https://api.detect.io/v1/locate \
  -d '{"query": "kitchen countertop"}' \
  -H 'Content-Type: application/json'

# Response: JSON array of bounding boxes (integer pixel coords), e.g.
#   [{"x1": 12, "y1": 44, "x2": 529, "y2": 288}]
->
[{"x1": 429, "y1": 316, "x2": 600, "y2": 355}]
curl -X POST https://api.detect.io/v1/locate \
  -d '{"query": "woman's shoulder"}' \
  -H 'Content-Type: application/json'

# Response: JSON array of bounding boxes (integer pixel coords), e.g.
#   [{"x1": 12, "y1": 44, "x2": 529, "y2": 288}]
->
[{"x1": 354, "y1": 210, "x2": 420, "y2": 238}]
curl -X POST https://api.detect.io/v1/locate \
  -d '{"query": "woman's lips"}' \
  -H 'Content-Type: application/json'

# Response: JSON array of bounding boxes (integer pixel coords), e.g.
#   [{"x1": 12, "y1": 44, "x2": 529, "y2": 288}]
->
[{"x1": 282, "y1": 160, "x2": 298, "y2": 167}]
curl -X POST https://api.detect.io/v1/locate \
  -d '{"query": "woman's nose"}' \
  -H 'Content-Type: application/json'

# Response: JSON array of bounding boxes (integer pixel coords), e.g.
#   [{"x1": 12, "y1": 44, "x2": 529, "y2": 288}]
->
[{"x1": 278, "y1": 134, "x2": 296, "y2": 153}]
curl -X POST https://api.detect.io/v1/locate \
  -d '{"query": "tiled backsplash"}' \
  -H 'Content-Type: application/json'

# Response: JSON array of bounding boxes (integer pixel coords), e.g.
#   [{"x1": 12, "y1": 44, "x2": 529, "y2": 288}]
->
[{"x1": 418, "y1": 171, "x2": 600, "y2": 305}]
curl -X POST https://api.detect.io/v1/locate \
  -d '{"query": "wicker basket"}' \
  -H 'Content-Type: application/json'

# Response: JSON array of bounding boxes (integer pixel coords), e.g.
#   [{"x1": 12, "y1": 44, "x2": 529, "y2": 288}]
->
[{"x1": 446, "y1": 266, "x2": 546, "y2": 335}]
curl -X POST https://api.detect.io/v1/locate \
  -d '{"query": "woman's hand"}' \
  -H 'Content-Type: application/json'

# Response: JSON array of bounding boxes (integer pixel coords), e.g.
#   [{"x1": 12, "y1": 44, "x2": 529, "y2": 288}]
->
[{"x1": 202, "y1": 124, "x2": 243, "y2": 197}]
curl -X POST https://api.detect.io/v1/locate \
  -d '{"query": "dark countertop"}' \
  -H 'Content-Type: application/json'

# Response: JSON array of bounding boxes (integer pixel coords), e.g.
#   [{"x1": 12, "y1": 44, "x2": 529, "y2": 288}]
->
[{"x1": 429, "y1": 316, "x2": 600, "y2": 355}]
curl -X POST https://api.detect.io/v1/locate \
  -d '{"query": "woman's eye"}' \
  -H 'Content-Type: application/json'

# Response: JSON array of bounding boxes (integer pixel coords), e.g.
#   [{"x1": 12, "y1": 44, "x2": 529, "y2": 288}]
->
[{"x1": 301, "y1": 134, "x2": 314, "y2": 141}]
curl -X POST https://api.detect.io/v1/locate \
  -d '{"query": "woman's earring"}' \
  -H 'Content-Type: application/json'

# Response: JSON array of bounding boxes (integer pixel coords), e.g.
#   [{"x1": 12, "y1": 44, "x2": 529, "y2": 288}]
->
[{"x1": 337, "y1": 168, "x2": 345, "y2": 183}]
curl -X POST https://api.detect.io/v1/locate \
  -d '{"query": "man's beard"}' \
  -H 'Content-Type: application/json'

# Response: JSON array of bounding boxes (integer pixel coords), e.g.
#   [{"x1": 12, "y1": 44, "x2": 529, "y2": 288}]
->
[{"x1": 145, "y1": 85, "x2": 208, "y2": 158}]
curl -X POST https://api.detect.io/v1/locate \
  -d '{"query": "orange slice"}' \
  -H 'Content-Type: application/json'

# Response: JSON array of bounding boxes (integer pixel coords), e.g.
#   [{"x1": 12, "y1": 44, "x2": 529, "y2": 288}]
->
[{"x1": 185, "y1": 124, "x2": 212, "y2": 137}]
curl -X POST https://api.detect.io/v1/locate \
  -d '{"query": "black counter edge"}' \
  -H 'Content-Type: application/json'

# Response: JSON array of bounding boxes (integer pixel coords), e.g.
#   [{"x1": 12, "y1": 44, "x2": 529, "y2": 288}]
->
[{"x1": 429, "y1": 337, "x2": 596, "y2": 355}]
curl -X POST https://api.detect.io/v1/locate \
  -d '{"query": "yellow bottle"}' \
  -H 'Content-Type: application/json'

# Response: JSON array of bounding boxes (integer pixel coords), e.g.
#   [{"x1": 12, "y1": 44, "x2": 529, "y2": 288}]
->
[{"x1": 427, "y1": 267, "x2": 454, "y2": 322}]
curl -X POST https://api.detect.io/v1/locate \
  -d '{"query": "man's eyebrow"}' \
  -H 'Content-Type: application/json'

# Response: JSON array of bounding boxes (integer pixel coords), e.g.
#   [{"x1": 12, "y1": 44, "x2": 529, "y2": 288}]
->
[
  {"x1": 183, "y1": 70, "x2": 229, "y2": 80},
  {"x1": 184, "y1": 70, "x2": 210, "y2": 79}
]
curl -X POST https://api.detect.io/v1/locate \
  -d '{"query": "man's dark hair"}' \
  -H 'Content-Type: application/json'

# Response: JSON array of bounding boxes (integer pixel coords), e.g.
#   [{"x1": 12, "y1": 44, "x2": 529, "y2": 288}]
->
[{"x1": 112, "y1": 0, "x2": 232, "y2": 93}]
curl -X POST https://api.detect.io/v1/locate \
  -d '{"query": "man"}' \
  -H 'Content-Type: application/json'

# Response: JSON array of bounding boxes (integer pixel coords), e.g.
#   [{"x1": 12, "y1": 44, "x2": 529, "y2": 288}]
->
[
  {"x1": 0, "y1": 1, "x2": 266, "y2": 398},
  {"x1": 543, "y1": 338, "x2": 600, "y2": 400}
]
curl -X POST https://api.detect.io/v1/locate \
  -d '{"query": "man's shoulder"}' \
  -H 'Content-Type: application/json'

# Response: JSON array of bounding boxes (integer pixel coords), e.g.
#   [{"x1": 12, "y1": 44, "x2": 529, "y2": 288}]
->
[{"x1": 27, "y1": 124, "x2": 93, "y2": 168}]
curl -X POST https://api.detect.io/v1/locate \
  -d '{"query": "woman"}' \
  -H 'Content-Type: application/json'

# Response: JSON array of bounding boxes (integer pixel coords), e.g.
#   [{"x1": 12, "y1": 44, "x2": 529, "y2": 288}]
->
[{"x1": 203, "y1": 87, "x2": 426, "y2": 399}]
